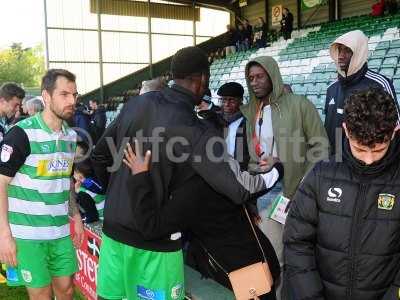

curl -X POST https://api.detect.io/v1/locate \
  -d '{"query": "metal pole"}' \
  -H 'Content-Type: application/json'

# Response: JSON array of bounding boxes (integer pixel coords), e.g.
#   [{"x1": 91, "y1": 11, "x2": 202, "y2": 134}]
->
[
  {"x1": 96, "y1": 0, "x2": 105, "y2": 103},
  {"x1": 193, "y1": 1, "x2": 196, "y2": 46},
  {"x1": 148, "y1": 0, "x2": 153, "y2": 78},
  {"x1": 43, "y1": 0, "x2": 50, "y2": 69},
  {"x1": 297, "y1": 0, "x2": 301, "y2": 29}
]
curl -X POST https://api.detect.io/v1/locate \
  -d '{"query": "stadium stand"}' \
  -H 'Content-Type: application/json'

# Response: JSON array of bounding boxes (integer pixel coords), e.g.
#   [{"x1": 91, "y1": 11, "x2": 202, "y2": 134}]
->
[
  {"x1": 97, "y1": 13, "x2": 400, "y2": 126},
  {"x1": 208, "y1": 13, "x2": 400, "y2": 119}
]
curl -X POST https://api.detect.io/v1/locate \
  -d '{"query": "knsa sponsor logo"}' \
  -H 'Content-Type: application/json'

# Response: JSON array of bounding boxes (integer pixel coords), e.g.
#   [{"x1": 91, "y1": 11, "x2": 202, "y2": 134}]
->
[
  {"x1": 47, "y1": 159, "x2": 70, "y2": 172},
  {"x1": 327, "y1": 188, "x2": 342, "y2": 203}
]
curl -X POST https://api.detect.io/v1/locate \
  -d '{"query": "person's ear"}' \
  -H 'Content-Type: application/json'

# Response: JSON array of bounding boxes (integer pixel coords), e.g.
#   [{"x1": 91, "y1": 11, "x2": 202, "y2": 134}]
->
[
  {"x1": 342, "y1": 123, "x2": 350, "y2": 139},
  {"x1": 42, "y1": 90, "x2": 51, "y2": 107}
]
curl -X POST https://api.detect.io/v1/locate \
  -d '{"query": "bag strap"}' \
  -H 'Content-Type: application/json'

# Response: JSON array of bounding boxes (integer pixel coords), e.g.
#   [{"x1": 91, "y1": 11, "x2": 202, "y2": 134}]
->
[
  {"x1": 196, "y1": 207, "x2": 269, "y2": 275},
  {"x1": 197, "y1": 239, "x2": 229, "y2": 275},
  {"x1": 243, "y1": 206, "x2": 267, "y2": 263}
]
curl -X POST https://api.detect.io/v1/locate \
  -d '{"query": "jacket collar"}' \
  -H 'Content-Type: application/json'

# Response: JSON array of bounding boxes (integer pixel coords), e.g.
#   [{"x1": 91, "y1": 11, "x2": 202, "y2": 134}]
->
[
  {"x1": 342, "y1": 133, "x2": 400, "y2": 177},
  {"x1": 338, "y1": 63, "x2": 368, "y2": 86},
  {"x1": 170, "y1": 84, "x2": 198, "y2": 110}
]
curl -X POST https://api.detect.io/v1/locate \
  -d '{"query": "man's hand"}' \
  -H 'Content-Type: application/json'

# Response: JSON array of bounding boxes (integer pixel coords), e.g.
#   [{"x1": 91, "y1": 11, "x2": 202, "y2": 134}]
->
[
  {"x1": 123, "y1": 140, "x2": 151, "y2": 175},
  {"x1": 259, "y1": 156, "x2": 280, "y2": 172},
  {"x1": 0, "y1": 232, "x2": 17, "y2": 267},
  {"x1": 72, "y1": 215, "x2": 84, "y2": 248}
]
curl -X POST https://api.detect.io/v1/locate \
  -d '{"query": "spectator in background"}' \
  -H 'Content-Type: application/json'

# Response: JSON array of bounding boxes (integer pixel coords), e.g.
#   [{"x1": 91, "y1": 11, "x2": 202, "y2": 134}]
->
[
  {"x1": 281, "y1": 8, "x2": 294, "y2": 40},
  {"x1": 253, "y1": 17, "x2": 267, "y2": 49},
  {"x1": 371, "y1": 0, "x2": 385, "y2": 16},
  {"x1": 237, "y1": 17, "x2": 253, "y2": 49},
  {"x1": 386, "y1": 0, "x2": 398, "y2": 14},
  {"x1": 25, "y1": 97, "x2": 44, "y2": 116},
  {"x1": 89, "y1": 99, "x2": 106, "y2": 144},
  {"x1": 208, "y1": 51, "x2": 215, "y2": 64},
  {"x1": 0, "y1": 83, "x2": 25, "y2": 142},
  {"x1": 236, "y1": 24, "x2": 247, "y2": 51},
  {"x1": 225, "y1": 25, "x2": 238, "y2": 56},
  {"x1": 218, "y1": 82, "x2": 249, "y2": 170},
  {"x1": 324, "y1": 30, "x2": 398, "y2": 154},
  {"x1": 73, "y1": 101, "x2": 91, "y2": 144}
]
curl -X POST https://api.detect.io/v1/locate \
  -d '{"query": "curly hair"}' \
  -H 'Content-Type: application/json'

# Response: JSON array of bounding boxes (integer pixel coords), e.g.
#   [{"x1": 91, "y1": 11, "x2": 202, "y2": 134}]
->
[{"x1": 344, "y1": 88, "x2": 398, "y2": 147}]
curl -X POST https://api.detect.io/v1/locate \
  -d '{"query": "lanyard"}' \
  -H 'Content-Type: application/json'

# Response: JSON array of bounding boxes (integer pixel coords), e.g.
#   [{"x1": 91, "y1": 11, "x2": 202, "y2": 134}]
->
[{"x1": 253, "y1": 101, "x2": 274, "y2": 158}]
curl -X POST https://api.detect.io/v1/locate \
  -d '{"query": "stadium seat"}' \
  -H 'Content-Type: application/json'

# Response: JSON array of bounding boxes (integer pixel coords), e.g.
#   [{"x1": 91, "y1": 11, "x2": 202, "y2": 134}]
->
[
  {"x1": 373, "y1": 49, "x2": 387, "y2": 58},
  {"x1": 382, "y1": 57, "x2": 398, "y2": 67},
  {"x1": 380, "y1": 67, "x2": 395, "y2": 78},
  {"x1": 369, "y1": 58, "x2": 383, "y2": 68}
]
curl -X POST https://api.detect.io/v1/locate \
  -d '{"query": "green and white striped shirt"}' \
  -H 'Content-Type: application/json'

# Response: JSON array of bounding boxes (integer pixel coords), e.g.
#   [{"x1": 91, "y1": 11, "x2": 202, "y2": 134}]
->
[{"x1": 2, "y1": 113, "x2": 76, "y2": 241}]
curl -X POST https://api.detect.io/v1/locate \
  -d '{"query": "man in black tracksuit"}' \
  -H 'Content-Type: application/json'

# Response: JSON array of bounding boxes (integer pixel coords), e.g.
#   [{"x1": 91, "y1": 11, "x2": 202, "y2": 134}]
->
[
  {"x1": 92, "y1": 47, "x2": 282, "y2": 300},
  {"x1": 284, "y1": 88, "x2": 400, "y2": 300},
  {"x1": 324, "y1": 30, "x2": 398, "y2": 154}
]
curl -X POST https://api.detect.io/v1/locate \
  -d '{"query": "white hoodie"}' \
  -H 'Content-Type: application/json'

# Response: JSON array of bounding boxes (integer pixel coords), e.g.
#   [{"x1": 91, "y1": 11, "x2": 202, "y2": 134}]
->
[{"x1": 329, "y1": 30, "x2": 369, "y2": 78}]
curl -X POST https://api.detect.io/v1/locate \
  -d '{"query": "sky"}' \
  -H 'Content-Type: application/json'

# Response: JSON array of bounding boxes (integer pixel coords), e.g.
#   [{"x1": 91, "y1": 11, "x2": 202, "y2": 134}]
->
[{"x1": 0, "y1": 0, "x2": 45, "y2": 49}]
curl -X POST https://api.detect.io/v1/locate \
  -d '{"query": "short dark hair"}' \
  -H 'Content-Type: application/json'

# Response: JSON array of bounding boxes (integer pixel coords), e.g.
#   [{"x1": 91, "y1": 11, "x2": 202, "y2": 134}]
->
[
  {"x1": 76, "y1": 141, "x2": 89, "y2": 155},
  {"x1": 41, "y1": 69, "x2": 76, "y2": 95},
  {"x1": 344, "y1": 88, "x2": 398, "y2": 147},
  {"x1": 171, "y1": 47, "x2": 209, "y2": 79},
  {"x1": 90, "y1": 99, "x2": 98, "y2": 104},
  {"x1": 0, "y1": 83, "x2": 25, "y2": 100},
  {"x1": 74, "y1": 159, "x2": 93, "y2": 178}
]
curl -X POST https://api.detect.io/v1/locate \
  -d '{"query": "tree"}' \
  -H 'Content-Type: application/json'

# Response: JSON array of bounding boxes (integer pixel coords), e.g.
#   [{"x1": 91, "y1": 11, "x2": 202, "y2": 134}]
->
[{"x1": 0, "y1": 43, "x2": 45, "y2": 87}]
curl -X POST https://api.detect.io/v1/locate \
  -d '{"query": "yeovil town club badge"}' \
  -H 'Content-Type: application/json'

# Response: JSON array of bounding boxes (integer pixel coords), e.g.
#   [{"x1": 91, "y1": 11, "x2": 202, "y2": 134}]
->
[{"x1": 378, "y1": 193, "x2": 395, "y2": 210}]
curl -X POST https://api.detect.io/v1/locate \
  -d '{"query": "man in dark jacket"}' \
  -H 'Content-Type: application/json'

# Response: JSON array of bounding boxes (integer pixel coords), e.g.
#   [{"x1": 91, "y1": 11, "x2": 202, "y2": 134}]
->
[
  {"x1": 218, "y1": 82, "x2": 249, "y2": 170},
  {"x1": 73, "y1": 102, "x2": 91, "y2": 144},
  {"x1": 280, "y1": 8, "x2": 293, "y2": 40},
  {"x1": 91, "y1": 47, "x2": 283, "y2": 300},
  {"x1": 89, "y1": 99, "x2": 106, "y2": 144},
  {"x1": 284, "y1": 88, "x2": 400, "y2": 300},
  {"x1": 324, "y1": 30, "x2": 398, "y2": 154}
]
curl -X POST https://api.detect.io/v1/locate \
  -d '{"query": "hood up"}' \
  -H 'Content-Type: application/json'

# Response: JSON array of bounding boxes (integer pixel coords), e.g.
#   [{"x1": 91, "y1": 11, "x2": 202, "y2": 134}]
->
[
  {"x1": 241, "y1": 56, "x2": 284, "y2": 127},
  {"x1": 329, "y1": 30, "x2": 369, "y2": 78}
]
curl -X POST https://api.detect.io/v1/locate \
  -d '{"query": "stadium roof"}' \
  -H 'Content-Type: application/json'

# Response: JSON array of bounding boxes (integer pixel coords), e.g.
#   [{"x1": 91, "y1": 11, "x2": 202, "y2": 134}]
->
[{"x1": 168, "y1": 0, "x2": 235, "y2": 11}]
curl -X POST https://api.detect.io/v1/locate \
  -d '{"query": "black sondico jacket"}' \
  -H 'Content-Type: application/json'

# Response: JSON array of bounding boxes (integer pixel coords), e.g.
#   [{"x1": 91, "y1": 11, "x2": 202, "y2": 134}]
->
[
  {"x1": 324, "y1": 63, "x2": 398, "y2": 153},
  {"x1": 284, "y1": 133, "x2": 400, "y2": 300}
]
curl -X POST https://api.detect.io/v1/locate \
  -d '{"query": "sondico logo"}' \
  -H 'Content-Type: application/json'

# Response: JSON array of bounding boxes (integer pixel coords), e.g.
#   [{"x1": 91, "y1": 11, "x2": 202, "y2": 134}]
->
[{"x1": 327, "y1": 188, "x2": 342, "y2": 203}]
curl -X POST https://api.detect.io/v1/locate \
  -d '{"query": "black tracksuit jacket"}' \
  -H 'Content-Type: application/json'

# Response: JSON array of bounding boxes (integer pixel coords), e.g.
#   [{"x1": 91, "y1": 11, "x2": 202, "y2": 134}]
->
[{"x1": 91, "y1": 84, "x2": 279, "y2": 252}]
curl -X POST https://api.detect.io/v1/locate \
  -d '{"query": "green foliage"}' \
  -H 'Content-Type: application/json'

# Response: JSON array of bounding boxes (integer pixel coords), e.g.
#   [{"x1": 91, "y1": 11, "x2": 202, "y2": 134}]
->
[{"x1": 0, "y1": 43, "x2": 45, "y2": 87}]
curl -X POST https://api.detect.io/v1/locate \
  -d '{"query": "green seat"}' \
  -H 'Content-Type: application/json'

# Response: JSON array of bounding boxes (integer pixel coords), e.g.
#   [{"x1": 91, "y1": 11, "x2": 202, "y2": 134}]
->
[
  {"x1": 376, "y1": 41, "x2": 391, "y2": 50},
  {"x1": 369, "y1": 58, "x2": 383, "y2": 67},
  {"x1": 390, "y1": 39, "x2": 400, "y2": 49},
  {"x1": 292, "y1": 75, "x2": 305, "y2": 84},
  {"x1": 386, "y1": 48, "x2": 400, "y2": 58},
  {"x1": 326, "y1": 64, "x2": 337, "y2": 72},
  {"x1": 304, "y1": 73, "x2": 319, "y2": 84},
  {"x1": 373, "y1": 49, "x2": 387, "y2": 58},
  {"x1": 380, "y1": 67, "x2": 395, "y2": 78},
  {"x1": 382, "y1": 57, "x2": 398, "y2": 67},
  {"x1": 394, "y1": 68, "x2": 400, "y2": 79},
  {"x1": 316, "y1": 72, "x2": 330, "y2": 83},
  {"x1": 394, "y1": 79, "x2": 400, "y2": 94},
  {"x1": 314, "y1": 64, "x2": 326, "y2": 73},
  {"x1": 294, "y1": 85, "x2": 307, "y2": 95}
]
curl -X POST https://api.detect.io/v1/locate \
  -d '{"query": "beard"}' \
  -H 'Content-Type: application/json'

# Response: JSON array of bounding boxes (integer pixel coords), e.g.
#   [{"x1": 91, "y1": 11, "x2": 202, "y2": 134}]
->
[{"x1": 50, "y1": 103, "x2": 75, "y2": 121}]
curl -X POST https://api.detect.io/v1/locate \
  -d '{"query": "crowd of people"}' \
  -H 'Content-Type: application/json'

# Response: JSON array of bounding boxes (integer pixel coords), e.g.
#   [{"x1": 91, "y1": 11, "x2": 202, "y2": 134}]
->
[
  {"x1": 208, "y1": 9, "x2": 294, "y2": 64},
  {"x1": 0, "y1": 25, "x2": 398, "y2": 300}
]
